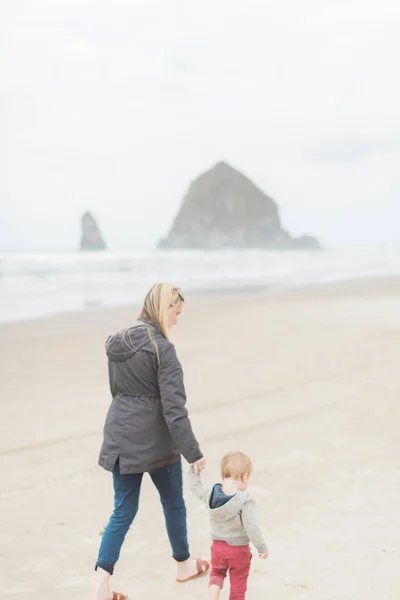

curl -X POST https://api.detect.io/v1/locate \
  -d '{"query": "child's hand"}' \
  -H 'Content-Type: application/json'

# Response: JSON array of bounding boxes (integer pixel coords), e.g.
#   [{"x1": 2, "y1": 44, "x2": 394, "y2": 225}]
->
[{"x1": 259, "y1": 551, "x2": 269, "y2": 560}]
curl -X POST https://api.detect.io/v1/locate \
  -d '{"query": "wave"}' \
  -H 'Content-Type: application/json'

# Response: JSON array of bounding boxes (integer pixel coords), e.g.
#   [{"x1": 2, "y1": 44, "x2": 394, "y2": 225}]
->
[{"x1": 0, "y1": 247, "x2": 399, "y2": 323}]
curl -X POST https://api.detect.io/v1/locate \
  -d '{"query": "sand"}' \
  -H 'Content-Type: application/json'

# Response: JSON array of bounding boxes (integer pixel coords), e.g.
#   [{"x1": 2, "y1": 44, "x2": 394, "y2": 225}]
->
[{"x1": 1, "y1": 276, "x2": 400, "y2": 599}]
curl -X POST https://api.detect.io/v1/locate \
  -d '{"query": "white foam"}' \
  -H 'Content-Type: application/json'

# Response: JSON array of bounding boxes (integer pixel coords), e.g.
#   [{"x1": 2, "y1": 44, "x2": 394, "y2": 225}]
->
[{"x1": 0, "y1": 247, "x2": 399, "y2": 323}]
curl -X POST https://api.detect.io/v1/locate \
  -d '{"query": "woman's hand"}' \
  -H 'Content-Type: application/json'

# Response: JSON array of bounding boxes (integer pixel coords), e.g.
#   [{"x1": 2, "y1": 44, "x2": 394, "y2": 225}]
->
[
  {"x1": 260, "y1": 551, "x2": 269, "y2": 560},
  {"x1": 192, "y1": 457, "x2": 206, "y2": 475}
]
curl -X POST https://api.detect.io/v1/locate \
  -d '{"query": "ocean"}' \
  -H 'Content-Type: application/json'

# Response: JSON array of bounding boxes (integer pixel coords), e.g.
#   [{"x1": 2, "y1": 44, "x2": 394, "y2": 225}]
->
[{"x1": 1, "y1": 247, "x2": 399, "y2": 323}]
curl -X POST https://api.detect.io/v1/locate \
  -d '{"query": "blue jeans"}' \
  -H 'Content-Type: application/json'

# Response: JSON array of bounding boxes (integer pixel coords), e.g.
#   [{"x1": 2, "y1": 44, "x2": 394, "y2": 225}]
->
[{"x1": 96, "y1": 460, "x2": 190, "y2": 574}]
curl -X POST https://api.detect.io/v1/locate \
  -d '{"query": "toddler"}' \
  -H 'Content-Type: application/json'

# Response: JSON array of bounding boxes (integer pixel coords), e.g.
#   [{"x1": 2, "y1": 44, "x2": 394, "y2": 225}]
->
[{"x1": 189, "y1": 451, "x2": 268, "y2": 600}]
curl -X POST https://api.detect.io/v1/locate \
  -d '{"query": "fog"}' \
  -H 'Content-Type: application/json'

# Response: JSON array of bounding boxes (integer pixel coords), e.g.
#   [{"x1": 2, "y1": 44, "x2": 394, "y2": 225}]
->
[{"x1": 1, "y1": 0, "x2": 400, "y2": 250}]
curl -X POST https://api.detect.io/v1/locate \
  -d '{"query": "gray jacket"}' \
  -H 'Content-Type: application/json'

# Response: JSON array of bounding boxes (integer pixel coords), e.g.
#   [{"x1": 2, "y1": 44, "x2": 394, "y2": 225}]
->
[
  {"x1": 189, "y1": 468, "x2": 268, "y2": 554},
  {"x1": 98, "y1": 321, "x2": 203, "y2": 474}
]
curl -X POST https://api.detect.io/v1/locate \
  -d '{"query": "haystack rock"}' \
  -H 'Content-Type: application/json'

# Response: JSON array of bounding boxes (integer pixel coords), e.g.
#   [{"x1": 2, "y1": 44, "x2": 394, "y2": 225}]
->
[
  {"x1": 80, "y1": 211, "x2": 107, "y2": 251},
  {"x1": 158, "y1": 162, "x2": 321, "y2": 250}
]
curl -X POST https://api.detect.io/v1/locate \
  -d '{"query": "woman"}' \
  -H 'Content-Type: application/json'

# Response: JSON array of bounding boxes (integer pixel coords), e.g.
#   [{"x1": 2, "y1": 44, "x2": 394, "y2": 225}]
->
[{"x1": 92, "y1": 283, "x2": 209, "y2": 600}]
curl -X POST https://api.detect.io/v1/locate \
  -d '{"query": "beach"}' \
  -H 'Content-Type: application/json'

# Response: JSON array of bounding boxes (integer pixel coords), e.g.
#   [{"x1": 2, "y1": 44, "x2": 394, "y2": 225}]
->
[{"x1": 1, "y1": 276, "x2": 400, "y2": 599}]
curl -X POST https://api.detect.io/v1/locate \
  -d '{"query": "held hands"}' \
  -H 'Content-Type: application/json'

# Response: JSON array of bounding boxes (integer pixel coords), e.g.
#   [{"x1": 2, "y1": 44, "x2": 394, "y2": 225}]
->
[
  {"x1": 259, "y1": 551, "x2": 269, "y2": 560},
  {"x1": 192, "y1": 457, "x2": 206, "y2": 475}
]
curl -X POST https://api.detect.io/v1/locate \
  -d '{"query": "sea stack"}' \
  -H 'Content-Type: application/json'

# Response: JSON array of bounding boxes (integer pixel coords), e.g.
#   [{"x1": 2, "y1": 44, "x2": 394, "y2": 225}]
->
[
  {"x1": 80, "y1": 211, "x2": 107, "y2": 251},
  {"x1": 158, "y1": 162, "x2": 320, "y2": 250}
]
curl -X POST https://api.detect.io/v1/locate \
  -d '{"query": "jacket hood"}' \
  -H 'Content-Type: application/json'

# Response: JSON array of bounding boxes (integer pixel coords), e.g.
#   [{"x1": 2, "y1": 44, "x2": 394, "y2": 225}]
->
[
  {"x1": 207, "y1": 486, "x2": 250, "y2": 521},
  {"x1": 106, "y1": 321, "x2": 158, "y2": 362}
]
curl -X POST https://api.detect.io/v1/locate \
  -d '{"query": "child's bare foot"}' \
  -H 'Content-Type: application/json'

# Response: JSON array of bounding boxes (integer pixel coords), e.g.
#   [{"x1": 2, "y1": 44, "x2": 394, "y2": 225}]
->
[
  {"x1": 176, "y1": 558, "x2": 209, "y2": 582},
  {"x1": 209, "y1": 584, "x2": 221, "y2": 600}
]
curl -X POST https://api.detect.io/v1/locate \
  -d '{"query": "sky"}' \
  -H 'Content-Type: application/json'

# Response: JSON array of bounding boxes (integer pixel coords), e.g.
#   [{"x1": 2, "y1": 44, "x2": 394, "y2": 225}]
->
[{"x1": 1, "y1": 0, "x2": 400, "y2": 251}]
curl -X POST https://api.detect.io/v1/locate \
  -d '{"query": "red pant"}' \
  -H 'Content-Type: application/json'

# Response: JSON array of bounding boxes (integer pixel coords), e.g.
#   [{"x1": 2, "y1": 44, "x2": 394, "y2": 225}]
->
[{"x1": 209, "y1": 541, "x2": 252, "y2": 600}]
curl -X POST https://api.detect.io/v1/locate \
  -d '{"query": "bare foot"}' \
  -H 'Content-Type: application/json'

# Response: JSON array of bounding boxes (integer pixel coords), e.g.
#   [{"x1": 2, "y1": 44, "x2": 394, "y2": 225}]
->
[
  {"x1": 176, "y1": 558, "x2": 209, "y2": 582},
  {"x1": 91, "y1": 567, "x2": 112, "y2": 600},
  {"x1": 209, "y1": 584, "x2": 221, "y2": 600}
]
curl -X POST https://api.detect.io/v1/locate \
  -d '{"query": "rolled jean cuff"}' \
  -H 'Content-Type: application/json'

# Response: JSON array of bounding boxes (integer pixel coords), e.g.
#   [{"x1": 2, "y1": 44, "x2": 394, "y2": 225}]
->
[
  {"x1": 95, "y1": 562, "x2": 114, "y2": 575},
  {"x1": 209, "y1": 575, "x2": 224, "y2": 588},
  {"x1": 173, "y1": 551, "x2": 190, "y2": 563}
]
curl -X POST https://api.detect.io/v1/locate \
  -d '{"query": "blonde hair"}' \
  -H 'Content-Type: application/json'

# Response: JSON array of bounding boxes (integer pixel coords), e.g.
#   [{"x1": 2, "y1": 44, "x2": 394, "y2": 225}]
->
[
  {"x1": 138, "y1": 283, "x2": 184, "y2": 361},
  {"x1": 221, "y1": 451, "x2": 253, "y2": 480}
]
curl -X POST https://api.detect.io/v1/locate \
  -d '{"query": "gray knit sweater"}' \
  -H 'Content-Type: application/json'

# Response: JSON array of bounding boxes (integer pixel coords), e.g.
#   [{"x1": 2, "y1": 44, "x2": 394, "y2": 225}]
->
[{"x1": 189, "y1": 468, "x2": 268, "y2": 554}]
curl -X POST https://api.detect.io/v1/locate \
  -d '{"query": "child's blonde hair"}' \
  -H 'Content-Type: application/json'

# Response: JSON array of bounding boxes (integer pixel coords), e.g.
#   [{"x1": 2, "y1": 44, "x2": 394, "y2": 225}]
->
[{"x1": 221, "y1": 451, "x2": 253, "y2": 480}]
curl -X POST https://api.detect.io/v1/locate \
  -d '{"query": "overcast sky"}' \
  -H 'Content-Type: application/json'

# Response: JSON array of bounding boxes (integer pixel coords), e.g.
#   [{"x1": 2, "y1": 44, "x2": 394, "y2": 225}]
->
[{"x1": 1, "y1": 0, "x2": 400, "y2": 251}]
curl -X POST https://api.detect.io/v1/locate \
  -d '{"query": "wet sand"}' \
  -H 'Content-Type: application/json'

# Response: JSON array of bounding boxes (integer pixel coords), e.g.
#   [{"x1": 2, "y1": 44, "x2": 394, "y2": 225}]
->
[{"x1": 1, "y1": 276, "x2": 400, "y2": 599}]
